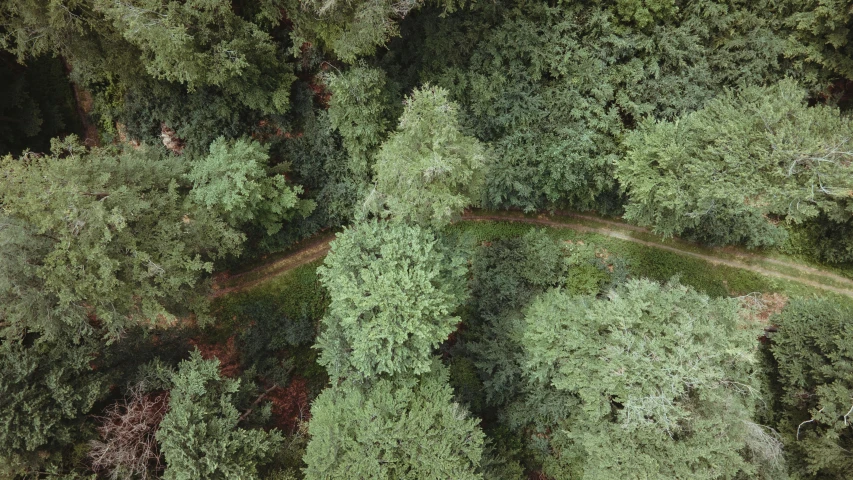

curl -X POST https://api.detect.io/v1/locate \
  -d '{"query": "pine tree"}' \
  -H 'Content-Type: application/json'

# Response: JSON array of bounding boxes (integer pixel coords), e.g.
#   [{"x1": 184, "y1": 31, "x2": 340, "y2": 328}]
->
[
  {"x1": 315, "y1": 220, "x2": 467, "y2": 381},
  {"x1": 618, "y1": 79, "x2": 853, "y2": 252},
  {"x1": 768, "y1": 297, "x2": 853, "y2": 479},
  {"x1": 156, "y1": 350, "x2": 283, "y2": 480},
  {"x1": 303, "y1": 361, "x2": 484, "y2": 479},
  {"x1": 0, "y1": 136, "x2": 244, "y2": 336},
  {"x1": 0, "y1": 331, "x2": 105, "y2": 465},
  {"x1": 374, "y1": 85, "x2": 486, "y2": 228},
  {"x1": 187, "y1": 136, "x2": 311, "y2": 236},
  {"x1": 520, "y1": 279, "x2": 774, "y2": 479}
]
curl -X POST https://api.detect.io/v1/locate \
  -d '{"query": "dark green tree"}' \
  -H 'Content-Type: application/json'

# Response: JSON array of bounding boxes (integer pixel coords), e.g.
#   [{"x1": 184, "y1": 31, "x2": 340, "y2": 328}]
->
[
  {"x1": 286, "y1": 0, "x2": 420, "y2": 63},
  {"x1": 768, "y1": 297, "x2": 853, "y2": 479},
  {"x1": 156, "y1": 350, "x2": 283, "y2": 480},
  {"x1": 303, "y1": 360, "x2": 485, "y2": 479},
  {"x1": 0, "y1": 136, "x2": 244, "y2": 336},
  {"x1": 0, "y1": 331, "x2": 105, "y2": 472},
  {"x1": 316, "y1": 220, "x2": 467, "y2": 381},
  {"x1": 397, "y1": 0, "x2": 799, "y2": 212}
]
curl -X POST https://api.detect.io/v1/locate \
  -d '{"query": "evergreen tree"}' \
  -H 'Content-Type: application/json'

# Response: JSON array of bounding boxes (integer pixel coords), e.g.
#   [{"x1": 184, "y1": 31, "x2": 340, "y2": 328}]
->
[
  {"x1": 0, "y1": 136, "x2": 244, "y2": 336},
  {"x1": 187, "y1": 136, "x2": 311, "y2": 236},
  {"x1": 400, "y1": 0, "x2": 794, "y2": 212},
  {"x1": 618, "y1": 79, "x2": 853, "y2": 253},
  {"x1": 315, "y1": 220, "x2": 467, "y2": 381},
  {"x1": 303, "y1": 360, "x2": 484, "y2": 479},
  {"x1": 374, "y1": 85, "x2": 486, "y2": 228},
  {"x1": 768, "y1": 297, "x2": 853, "y2": 479},
  {"x1": 326, "y1": 63, "x2": 392, "y2": 178},
  {"x1": 156, "y1": 350, "x2": 283, "y2": 480},
  {"x1": 0, "y1": 332, "x2": 105, "y2": 466},
  {"x1": 94, "y1": 0, "x2": 296, "y2": 114},
  {"x1": 286, "y1": 0, "x2": 422, "y2": 63},
  {"x1": 520, "y1": 279, "x2": 774, "y2": 479}
]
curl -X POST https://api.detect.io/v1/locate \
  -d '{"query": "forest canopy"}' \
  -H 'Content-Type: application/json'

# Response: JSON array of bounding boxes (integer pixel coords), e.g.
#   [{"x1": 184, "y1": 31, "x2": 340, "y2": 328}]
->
[{"x1": 2, "y1": 0, "x2": 853, "y2": 478}]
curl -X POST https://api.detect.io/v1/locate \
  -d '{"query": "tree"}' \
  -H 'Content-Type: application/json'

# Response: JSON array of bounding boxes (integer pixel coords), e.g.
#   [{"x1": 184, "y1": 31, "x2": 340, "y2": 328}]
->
[
  {"x1": 781, "y1": 0, "x2": 853, "y2": 80},
  {"x1": 374, "y1": 85, "x2": 486, "y2": 228},
  {"x1": 286, "y1": 0, "x2": 419, "y2": 63},
  {"x1": 398, "y1": 1, "x2": 793, "y2": 213},
  {"x1": 315, "y1": 220, "x2": 467, "y2": 381},
  {"x1": 0, "y1": 136, "x2": 244, "y2": 336},
  {"x1": 326, "y1": 63, "x2": 392, "y2": 178},
  {"x1": 156, "y1": 350, "x2": 283, "y2": 480},
  {"x1": 0, "y1": 332, "x2": 105, "y2": 466},
  {"x1": 618, "y1": 79, "x2": 853, "y2": 250},
  {"x1": 768, "y1": 297, "x2": 853, "y2": 479},
  {"x1": 89, "y1": 384, "x2": 169, "y2": 479},
  {"x1": 187, "y1": 136, "x2": 311, "y2": 236},
  {"x1": 95, "y1": 0, "x2": 296, "y2": 114},
  {"x1": 520, "y1": 279, "x2": 775, "y2": 479},
  {"x1": 303, "y1": 360, "x2": 485, "y2": 479}
]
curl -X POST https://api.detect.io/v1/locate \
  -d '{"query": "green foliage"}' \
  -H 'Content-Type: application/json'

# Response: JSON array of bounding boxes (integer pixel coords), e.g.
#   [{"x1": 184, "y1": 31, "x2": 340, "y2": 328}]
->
[
  {"x1": 286, "y1": 0, "x2": 424, "y2": 63},
  {"x1": 272, "y1": 105, "x2": 361, "y2": 242},
  {"x1": 188, "y1": 136, "x2": 311, "y2": 236},
  {"x1": 618, "y1": 79, "x2": 853, "y2": 251},
  {"x1": 316, "y1": 220, "x2": 467, "y2": 381},
  {"x1": 402, "y1": 0, "x2": 791, "y2": 212},
  {"x1": 303, "y1": 360, "x2": 485, "y2": 479},
  {"x1": 117, "y1": 79, "x2": 265, "y2": 159},
  {"x1": 768, "y1": 297, "x2": 853, "y2": 479},
  {"x1": 374, "y1": 85, "x2": 486, "y2": 228},
  {"x1": 0, "y1": 136, "x2": 244, "y2": 336},
  {"x1": 0, "y1": 0, "x2": 89, "y2": 61},
  {"x1": 462, "y1": 229, "x2": 574, "y2": 414},
  {"x1": 471, "y1": 229, "x2": 567, "y2": 319},
  {"x1": 156, "y1": 350, "x2": 283, "y2": 480},
  {"x1": 0, "y1": 333, "x2": 105, "y2": 462},
  {"x1": 613, "y1": 0, "x2": 677, "y2": 27},
  {"x1": 0, "y1": 336, "x2": 102, "y2": 462},
  {"x1": 522, "y1": 279, "x2": 771, "y2": 479},
  {"x1": 326, "y1": 63, "x2": 391, "y2": 177},
  {"x1": 782, "y1": 0, "x2": 853, "y2": 80},
  {"x1": 94, "y1": 0, "x2": 296, "y2": 114}
]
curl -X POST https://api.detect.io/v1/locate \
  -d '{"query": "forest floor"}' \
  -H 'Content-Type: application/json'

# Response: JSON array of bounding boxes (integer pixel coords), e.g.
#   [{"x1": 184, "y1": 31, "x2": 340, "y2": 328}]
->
[{"x1": 211, "y1": 210, "x2": 853, "y2": 299}]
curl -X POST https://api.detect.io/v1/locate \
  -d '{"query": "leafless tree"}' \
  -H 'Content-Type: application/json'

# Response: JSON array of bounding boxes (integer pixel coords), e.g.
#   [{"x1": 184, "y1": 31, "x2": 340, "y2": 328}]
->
[{"x1": 89, "y1": 384, "x2": 169, "y2": 479}]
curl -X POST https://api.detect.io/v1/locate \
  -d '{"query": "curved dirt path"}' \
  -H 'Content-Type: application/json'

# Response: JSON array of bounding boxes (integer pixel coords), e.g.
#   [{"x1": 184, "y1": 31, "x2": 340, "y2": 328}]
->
[
  {"x1": 212, "y1": 213, "x2": 853, "y2": 298},
  {"x1": 462, "y1": 212, "x2": 853, "y2": 298},
  {"x1": 211, "y1": 233, "x2": 335, "y2": 298}
]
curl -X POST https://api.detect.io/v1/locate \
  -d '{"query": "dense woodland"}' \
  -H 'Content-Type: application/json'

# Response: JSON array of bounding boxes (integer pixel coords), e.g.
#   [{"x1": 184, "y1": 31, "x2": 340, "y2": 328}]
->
[{"x1": 1, "y1": 0, "x2": 853, "y2": 478}]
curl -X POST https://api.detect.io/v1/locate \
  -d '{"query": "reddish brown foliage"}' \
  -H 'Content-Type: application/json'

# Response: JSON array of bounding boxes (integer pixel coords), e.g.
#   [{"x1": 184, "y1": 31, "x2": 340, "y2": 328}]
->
[
  {"x1": 89, "y1": 386, "x2": 169, "y2": 479},
  {"x1": 190, "y1": 335, "x2": 242, "y2": 378},
  {"x1": 267, "y1": 376, "x2": 310, "y2": 433}
]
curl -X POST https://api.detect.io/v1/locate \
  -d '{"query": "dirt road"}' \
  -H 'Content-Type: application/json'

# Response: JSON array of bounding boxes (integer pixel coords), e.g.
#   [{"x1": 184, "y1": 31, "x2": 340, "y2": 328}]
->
[{"x1": 212, "y1": 212, "x2": 853, "y2": 298}]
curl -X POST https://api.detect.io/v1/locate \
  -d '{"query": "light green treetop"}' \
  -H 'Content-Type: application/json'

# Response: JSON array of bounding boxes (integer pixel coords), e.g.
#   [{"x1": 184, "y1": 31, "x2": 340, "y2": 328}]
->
[
  {"x1": 522, "y1": 279, "x2": 775, "y2": 479},
  {"x1": 316, "y1": 220, "x2": 467, "y2": 381},
  {"x1": 303, "y1": 360, "x2": 485, "y2": 479},
  {"x1": 618, "y1": 79, "x2": 853, "y2": 248},
  {"x1": 374, "y1": 85, "x2": 486, "y2": 228},
  {"x1": 187, "y1": 137, "x2": 311, "y2": 236}
]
